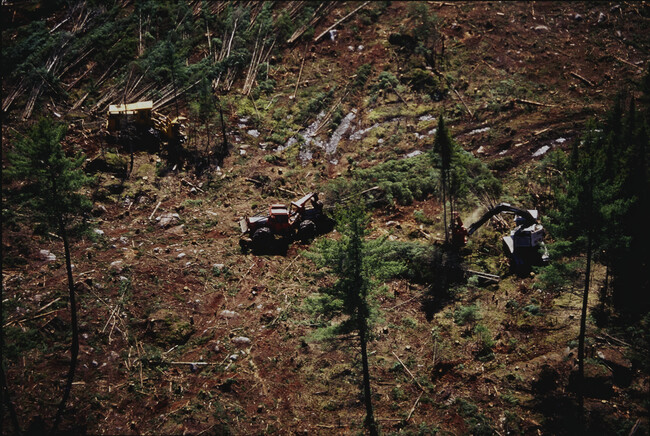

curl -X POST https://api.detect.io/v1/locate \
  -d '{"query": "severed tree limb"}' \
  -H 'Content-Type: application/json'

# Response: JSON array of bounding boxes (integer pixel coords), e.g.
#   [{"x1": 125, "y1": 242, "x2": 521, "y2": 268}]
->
[
  {"x1": 612, "y1": 55, "x2": 643, "y2": 71},
  {"x1": 149, "y1": 201, "x2": 162, "y2": 221},
  {"x1": 515, "y1": 98, "x2": 556, "y2": 108},
  {"x1": 314, "y1": 1, "x2": 371, "y2": 43},
  {"x1": 293, "y1": 45, "x2": 307, "y2": 99},
  {"x1": 287, "y1": 2, "x2": 336, "y2": 44},
  {"x1": 570, "y1": 71, "x2": 595, "y2": 87},
  {"x1": 391, "y1": 351, "x2": 425, "y2": 391},
  {"x1": 406, "y1": 391, "x2": 424, "y2": 422},
  {"x1": 452, "y1": 88, "x2": 474, "y2": 119}
]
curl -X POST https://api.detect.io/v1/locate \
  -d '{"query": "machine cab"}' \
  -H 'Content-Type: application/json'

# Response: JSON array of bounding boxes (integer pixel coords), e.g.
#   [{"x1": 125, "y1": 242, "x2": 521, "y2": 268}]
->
[{"x1": 269, "y1": 204, "x2": 290, "y2": 234}]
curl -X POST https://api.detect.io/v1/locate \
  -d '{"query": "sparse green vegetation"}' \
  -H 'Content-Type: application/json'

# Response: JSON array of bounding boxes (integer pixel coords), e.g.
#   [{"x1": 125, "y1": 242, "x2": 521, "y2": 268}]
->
[
  {"x1": 454, "y1": 304, "x2": 480, "y2": 326},
  {"x1": 2, "y1": 2, "x2": 649, "y2": 435}
]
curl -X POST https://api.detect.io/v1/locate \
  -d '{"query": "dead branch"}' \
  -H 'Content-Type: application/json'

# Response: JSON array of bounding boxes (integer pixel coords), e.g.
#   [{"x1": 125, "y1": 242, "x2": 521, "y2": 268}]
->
[
  {"x1": 50, "y1": 17, "x2": 70, "y2": 33},
  {"x1": 153, "y1": 79, "x2": 200, "y2": 110},
  {"x1": 287, "y1": 3, "x2": 336, "y2": 44},
  {"x1": 406, "y1": 391, "x2": 424, "y2": 421},
  {"x1": 95, "y1": 59, "x2": 118, "y2": 88},
  {"x1": 570, "y1": 71, "x2": 595, "y2": 87},
  {"x1": 149, "y1": 201, "x2": 162, "y2": 221},
  {"x1": 629, "y1": 419, "x2": 641, "y2": 436},
  {"x1": 37, "y1": 297, "x2": 62, "y2": 314},
  {"x1": 612, "y1": 55, "x2": 643, "y2": 71},
  {"x1": 57, "y1": 48, "x2": 94, "y2": 80},
  {"x1": 386, "y1": 296, "x2": 418, "y2": 311},
  {"x1": 515, "y1": 98, "x2": 556, "y2": 108},
  {"x1": 71, "y1": 92, "x2": 89, "y2": 111},
  {"x1": 2, "y1": 78, "x2": 27, "y2": 113},
  {"x1": 4, "y1": 309, "x2": 62, "y2": 328},
  {"x1": 278, "y1": 187, "x2": 299, "y2": 196},
  {"x1": 181, "y1": 178, "x2": 205, "y2": 193},
  {"x1": 65, "y1": 62, "x2": 96, "y2": 91},
  {"x1": 293, "y1": 46, "x2": 307, "y2": 99},
  {"x1": 391, "y1": 351, "x2": 425, "y2": 391},
  {"x1": 452, "y1": 87, "x2": 474, "y2": 119},
  {"x1": 314, "y1": 2, "x2": 371, "y2": 43}
]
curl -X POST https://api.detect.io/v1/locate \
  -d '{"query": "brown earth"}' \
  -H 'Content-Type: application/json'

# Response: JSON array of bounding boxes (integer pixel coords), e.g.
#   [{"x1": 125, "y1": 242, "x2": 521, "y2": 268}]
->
[{"x1": 2, "y1": 1, "x2": 649, "y2": 435}]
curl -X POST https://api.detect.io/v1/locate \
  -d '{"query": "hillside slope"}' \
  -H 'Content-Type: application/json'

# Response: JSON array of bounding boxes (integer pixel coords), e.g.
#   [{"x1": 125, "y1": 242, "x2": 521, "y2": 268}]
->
[{"x1": 2, "y1": 1, "x2": 649, "y2": 434}]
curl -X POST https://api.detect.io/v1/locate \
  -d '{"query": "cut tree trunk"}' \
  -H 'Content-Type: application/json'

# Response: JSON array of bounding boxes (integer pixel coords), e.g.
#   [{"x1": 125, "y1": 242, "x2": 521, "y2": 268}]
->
[
  {"x1": 314, "y1": 2, "x2": 371, "y2": 43},
  {"x1": 51, "y1": 221, "x2": 80, "y2": 435}
]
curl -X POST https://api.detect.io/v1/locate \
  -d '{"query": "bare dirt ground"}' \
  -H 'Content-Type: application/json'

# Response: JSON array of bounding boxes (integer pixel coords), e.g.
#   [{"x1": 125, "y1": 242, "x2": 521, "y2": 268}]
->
[{"x1": 2, "y1": 2, "x2": 649, "y2": 435}]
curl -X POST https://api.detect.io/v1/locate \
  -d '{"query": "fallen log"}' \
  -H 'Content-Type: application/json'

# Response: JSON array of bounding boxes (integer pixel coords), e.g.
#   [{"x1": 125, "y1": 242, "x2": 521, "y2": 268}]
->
[
  {"x1": 287, "y1": 3, "x2": 336, "y2": 44},
  {"x1": 392, "y1": 351, "x2": 425, "y2": 392},
  {"x1": 515, "y1": 98, "x2": 556, "y2": 108},
  {"x1": 293, "y1": 48, "x2": 307, "y2": 99},
  {"x1": 453, "y1": 88, "x2": 474, "y2": 119},
  {"x1": 149, "y1": 201, "x2": 162, "y2": 221},
  {"x1": 314, "y1": 2, "x2": 371, "y2": 43},
  {"x1": 612, "y1": 55, "x2": 643, "y2": 71},
  {"x1": 570, "y1": 71, "x2": 595, "y2": 87},
  {"x1": 181, "y1": 178, "x2": 205, "y2": 193}
]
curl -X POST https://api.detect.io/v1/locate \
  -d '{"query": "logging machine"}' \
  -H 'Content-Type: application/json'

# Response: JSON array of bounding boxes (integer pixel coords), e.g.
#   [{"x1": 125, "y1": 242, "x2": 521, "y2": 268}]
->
[
  {"x1": 106, "y1": 100, "x2": 186, "y2": 143},
  {"x1": 452, "y1": 203, "x2": 549, "y2": 269},
  {"x1": 239, "y1": 193, "x2": 331, "y2": 252}
]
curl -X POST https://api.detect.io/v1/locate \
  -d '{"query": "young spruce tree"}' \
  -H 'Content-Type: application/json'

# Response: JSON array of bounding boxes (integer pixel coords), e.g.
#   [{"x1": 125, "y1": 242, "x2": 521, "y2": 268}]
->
[
  {"x1": 308, "y1": 200, "x2": 403, "y2": 435},
  {"x1": 7, "y1": 118, "x2": 92, "y2": 434}
]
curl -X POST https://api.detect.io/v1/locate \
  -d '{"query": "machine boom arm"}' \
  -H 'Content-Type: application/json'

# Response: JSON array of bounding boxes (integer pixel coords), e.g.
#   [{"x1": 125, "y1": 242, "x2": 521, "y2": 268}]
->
[{"x1": 467, "y1": 203, "x2": 538, "y2": 236}]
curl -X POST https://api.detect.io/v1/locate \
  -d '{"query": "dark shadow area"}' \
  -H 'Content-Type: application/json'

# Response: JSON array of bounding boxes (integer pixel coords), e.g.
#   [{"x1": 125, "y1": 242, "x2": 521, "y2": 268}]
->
[
  {"x1": 531, "y1": 363, "x2": 647, "y2": 436},
  {"x1": 247, "y1": 237, "x2": 290, "y2": 256},
  {"x1": 420, "y1": 245, "x2": 466, "y2": 321}
]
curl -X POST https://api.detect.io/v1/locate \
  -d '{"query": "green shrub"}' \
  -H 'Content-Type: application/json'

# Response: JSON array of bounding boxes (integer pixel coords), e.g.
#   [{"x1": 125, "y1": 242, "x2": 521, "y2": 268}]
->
[
  {"x1": 352, "y1": 63, "x2": 373, "y2": 90},
  {"x1": 104, "y1": 152, "x2": 128, "y2": 175},
  {"x1": 402, "y1": 68, "x2": 447, "y2": 97},
  {"x1": 500, "y1": 391, "x2": 519, "y2": 405},
  {"x1": 253, "y1": 78, "x2": 276, "y2": 99},
  {"x1": 456, "y1": 398, "x2": 478, "y2": 417},
  {"x1": 413, "y1": 209, "x2": 433, "y2": 225},
  {"x1": 300, "y1": 88, "x2": 335, "y2": 122},
  {"x1": 371, "y1": 71, "x2": 399, "y2": 93},
  {"x1": 3, "y1": 326, "x2": 46, "y2": 361},
  {"x1": 329, "y1": 107, "x2": 344, "y2": 131},
  {"x1": 402, "y1": 317, "x2": 418, "y2": 329},
  {"x1": 391, "y1": 386, "x2": 407, "y2": 401},
  {"x1": 488, "y1": 156, "x2": 514, "y2": 172},
  {"x1": 523, "y1": 303, "x2": 541, "y2": 315},
  {"x1": 326, "y1": 154, "x2": 439, "y2": 207},
  {"x1": 474, "y1": 324, "x2": 495, "y2": 360},
  {"x1": 456, "y1": 398, "x2": 494, "y2": 436},
  {"x1": 454, "y1": 304, "x2": 480, "y2": 326}
]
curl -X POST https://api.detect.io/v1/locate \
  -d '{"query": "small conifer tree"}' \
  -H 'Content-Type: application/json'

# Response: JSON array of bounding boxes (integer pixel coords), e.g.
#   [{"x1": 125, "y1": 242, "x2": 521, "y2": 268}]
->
[
  {"x1": 7, "y1": 118, "x2": 92, "y2": 434},
  {"x1": 308, "y1": 200, "x2": 403, "y2": 435}
]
